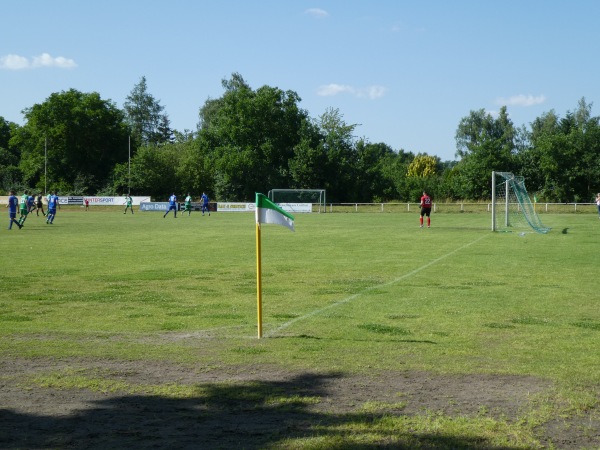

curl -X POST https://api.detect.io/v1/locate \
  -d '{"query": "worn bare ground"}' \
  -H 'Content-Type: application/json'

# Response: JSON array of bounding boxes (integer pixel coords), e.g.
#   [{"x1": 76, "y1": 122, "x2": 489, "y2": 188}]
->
[{"x1": 0, "y1": 357, "x2": 598, "y2": 449}]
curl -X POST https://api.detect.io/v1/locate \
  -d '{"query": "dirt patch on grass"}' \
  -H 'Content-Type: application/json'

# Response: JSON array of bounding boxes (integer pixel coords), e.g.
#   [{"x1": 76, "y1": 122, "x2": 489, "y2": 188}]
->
[{"x1": 0, "y1": 357, "x2": 597, "y2": 448}]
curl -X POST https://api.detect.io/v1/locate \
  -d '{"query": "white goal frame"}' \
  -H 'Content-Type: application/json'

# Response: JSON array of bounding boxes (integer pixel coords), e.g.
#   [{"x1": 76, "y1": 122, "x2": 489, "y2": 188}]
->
[
  {"x1": 491, "y1": 171, "x2": 550, "y2": 234},
  {"x1": 268, "y1": 189, "x2": 326, "y2": 213}
]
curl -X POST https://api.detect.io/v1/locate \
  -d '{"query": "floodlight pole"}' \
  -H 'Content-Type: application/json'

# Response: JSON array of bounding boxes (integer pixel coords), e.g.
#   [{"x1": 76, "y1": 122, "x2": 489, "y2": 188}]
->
[
  {"x1": 505, "y1": 180, "x2": 510, "y2": 227},
  {"x1": 128, "y1": 135, "x2": 131, "y2": 195},
  {"x1": 44, "y1": 136, "x2": 47, "y2": 195},
  {"x1": 491, "y1": 171, "x2": 496, "y2": 231}
]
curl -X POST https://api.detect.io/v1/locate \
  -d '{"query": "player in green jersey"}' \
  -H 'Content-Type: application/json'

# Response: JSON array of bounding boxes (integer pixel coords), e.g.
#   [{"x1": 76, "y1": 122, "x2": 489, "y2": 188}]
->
[
  {"x1": 124, "y1": 194, "x2": 134, "y2": 214},
  {"x1": 183, "y1": 194, "x2": 192, "y2": 216},
  {"x1": 18, "y1": 190, "x2": 29, "y2": 227}
]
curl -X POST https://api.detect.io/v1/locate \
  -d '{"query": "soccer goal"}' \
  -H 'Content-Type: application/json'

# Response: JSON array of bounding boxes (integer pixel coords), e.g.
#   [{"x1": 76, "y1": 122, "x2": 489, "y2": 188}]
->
[
  {"x1": 491, "y1": 171, "x2": 551, "y2": 234},
  {"x1": 268, "y1": 189, "x2": 326, "y2": 213}
]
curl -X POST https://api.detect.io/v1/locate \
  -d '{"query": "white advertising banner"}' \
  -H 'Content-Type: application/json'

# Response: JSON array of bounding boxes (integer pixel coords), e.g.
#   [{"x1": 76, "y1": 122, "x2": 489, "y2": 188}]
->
[
  {"x1": 216, "y1": 202, "x2": 311, "y2": 213},
  {"x1": 84, "y1": 196, "x2": 150, "y2": 206},
  {"x1": 217, "y1": 202, "x2": 255, "y2": 212},
  {"x1": 1, "y1": 195, "x2": 148, "y2": 206},
  {"x1": 0, "y1": 196, "x2": 310, "y2": 212},
  {"x1": 279, "y1": 203, "x2": 312, "y2": 213}
]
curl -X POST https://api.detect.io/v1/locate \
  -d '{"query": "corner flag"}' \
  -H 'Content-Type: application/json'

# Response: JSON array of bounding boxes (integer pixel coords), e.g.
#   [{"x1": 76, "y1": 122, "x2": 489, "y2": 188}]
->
[
  {"x1": 255, "y1": 193, "x2": 295, "y2": 232},
  {"x1": 255, "y1": 193, "x2": 295, "y2": 339}
]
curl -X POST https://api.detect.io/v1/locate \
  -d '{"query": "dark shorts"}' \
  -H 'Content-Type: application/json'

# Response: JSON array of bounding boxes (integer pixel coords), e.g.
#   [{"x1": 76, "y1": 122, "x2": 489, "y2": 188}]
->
[{"x1": 420, "y1": 207, "x2": 431, "y2": 217}]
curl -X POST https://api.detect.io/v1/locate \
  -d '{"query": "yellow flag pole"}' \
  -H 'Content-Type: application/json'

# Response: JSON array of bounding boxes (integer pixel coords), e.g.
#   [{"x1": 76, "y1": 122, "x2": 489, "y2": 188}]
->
[{"x1": 256, "y1": 222, "x2": 263, "y2": 338}]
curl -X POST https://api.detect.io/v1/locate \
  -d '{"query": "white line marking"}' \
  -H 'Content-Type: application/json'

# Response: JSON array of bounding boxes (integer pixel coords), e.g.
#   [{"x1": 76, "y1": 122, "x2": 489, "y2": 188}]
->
[{"x1": 265, "y1": 234, "x2": 488, "y2": 337}]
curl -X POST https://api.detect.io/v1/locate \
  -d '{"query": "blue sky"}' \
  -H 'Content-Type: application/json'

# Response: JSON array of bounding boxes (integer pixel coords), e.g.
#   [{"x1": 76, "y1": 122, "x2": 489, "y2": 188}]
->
[{"x1": 2, "y1": 0, "x2": 600, "y2": 161}]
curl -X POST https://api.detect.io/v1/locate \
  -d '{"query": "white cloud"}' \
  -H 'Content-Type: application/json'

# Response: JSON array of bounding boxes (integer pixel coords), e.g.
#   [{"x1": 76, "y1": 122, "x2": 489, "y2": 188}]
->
[
  {"x1": 0, "y1": 53, "x2": 77, "y2": 70},
  {"x1": 496, "y1": 94, "x2": 546, "y2": 107},
  {"x1": 305, "y1": 8, "x2": 329, "y2": 18},
  {"x1": 317, "y1": 83, "x2": 354, "y2": 96},
  {"x1": 358, "y1": 85, "x2": 387, "y2": 100},
  {"x1": 317, "y1": 83, "x2": 387, "y2": 100},
  {"x1": 0, "y1": 54, "x2": 29, "y2": 70}
]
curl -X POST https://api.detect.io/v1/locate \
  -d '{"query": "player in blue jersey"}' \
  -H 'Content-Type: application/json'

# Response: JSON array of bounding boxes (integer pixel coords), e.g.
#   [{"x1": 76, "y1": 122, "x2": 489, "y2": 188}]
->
[
  {"x1": 27, "y1": 193, "x2": 35, "y2": 214},
  {"x1": 7, "y1": 190, "x2": 22, "y2": 230},
  {"x1": 201, "y1": 192, "x2": 210, "y2": 216},
  {"x1": 46, "y1": 191, "x2": 60, "y2": 224},
  {"x1": 163, "y1": 193, "x2": 177, "y2": 218}
]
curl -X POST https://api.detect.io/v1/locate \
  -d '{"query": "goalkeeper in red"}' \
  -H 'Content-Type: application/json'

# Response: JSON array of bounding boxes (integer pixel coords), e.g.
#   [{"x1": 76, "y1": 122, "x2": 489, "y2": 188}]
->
[{"x1": 419, "y1": 191, "x2": 432, "y2": 228}]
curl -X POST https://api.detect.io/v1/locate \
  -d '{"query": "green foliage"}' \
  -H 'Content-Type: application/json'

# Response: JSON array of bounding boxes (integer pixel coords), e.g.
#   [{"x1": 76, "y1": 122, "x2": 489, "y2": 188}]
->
[
  {"x1": 123, "y1": 76, "x2": 172, "y2": 146},
  {"x1": 407, "y1": 153, "x2": 438, "y2": 178},
  {"x1": 0, "y1": 118, "x2": 23, "y2": 191},
  {"x1": 0, "y1": 116, "x2": 11, "y2": 148},
  {"x1": 10, "y1": 89, "x2": 129, "y2": 193},
  {"x1": 3, "y1": 74, "x2": 600, "y2": 202},
  {"x1": 354, "y1": 141, "x2": 398, "y2": 202},
  {"x1": 288, "y1": 120, "x2": 328, "y2": 190},
  {"x1": 522, "y1": 98, "x2": 600, "y2": 202},
  {"x1": 317, "y1": 108, "x2": 359, "y2": 202},
  {"x1": 198, "y1": 73, "x2": 313, "y2": 200},
  {"x1": 130, "y1": 145, "x2": 180, "y2": 197},
  {"x1": 453, "y1": 107, "x2": 519, "y2": 199}
]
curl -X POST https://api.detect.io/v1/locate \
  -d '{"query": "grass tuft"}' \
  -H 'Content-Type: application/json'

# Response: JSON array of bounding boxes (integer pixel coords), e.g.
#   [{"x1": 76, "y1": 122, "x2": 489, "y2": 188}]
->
[{"x1": 357, "y1": 323, "x2": 411, "y2": 336}]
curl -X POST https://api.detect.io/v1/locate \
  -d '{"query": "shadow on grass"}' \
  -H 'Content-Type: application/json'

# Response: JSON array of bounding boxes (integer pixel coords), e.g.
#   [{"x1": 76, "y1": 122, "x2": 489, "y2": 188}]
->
[
  {"x1": 0, "y1": 372, "x2": 519, "y2": 449},
  {"x1": 271, "y1": 335, "x2": 438, "y2": 344}
]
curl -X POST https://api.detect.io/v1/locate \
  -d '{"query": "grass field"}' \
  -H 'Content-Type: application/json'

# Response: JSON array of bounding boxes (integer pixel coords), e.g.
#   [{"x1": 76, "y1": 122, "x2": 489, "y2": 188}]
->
[{"x1": 1, "y1": 207, "x2": 599, "y2": 448}]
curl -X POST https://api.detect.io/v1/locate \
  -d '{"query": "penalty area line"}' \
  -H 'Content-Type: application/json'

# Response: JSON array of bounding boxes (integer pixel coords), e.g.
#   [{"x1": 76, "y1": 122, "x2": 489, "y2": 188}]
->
[{"x1": 265, "y1": 234, "x2": 488, "y2": 338}]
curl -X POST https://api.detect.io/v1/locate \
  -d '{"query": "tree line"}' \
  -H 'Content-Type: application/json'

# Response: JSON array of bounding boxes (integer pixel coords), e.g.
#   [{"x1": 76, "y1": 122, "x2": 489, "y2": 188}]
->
[{"x1": 1, "y1": 73, "x2": 599, "y2": 203}]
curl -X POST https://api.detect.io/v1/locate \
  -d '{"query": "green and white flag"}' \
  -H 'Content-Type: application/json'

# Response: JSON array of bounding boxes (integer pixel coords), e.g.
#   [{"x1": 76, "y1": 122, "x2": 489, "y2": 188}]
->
[{"x1": 255, "y1": 193, "x2": 295, "y2": 232}]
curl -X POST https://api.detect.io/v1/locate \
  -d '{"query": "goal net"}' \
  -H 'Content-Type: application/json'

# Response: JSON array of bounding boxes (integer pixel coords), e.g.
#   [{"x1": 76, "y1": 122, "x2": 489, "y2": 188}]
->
[
  {"x1": 491, "y1": 171, "x2": 551, "y2": 234},
  {"x1": 268, "y1": 189, "x2": 326, "y2": 213}
]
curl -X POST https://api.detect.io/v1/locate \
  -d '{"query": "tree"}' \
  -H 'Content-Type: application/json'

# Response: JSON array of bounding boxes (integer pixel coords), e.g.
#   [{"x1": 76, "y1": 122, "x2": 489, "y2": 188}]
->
[
  {"x1": 11, "y1": 89, "x2": 129, "y2": 194},
  {"x1": 523, "y1": 98, "x2": 600, "y2": 201},
  {"x1": 407, "y1": 153, "x2": 438, "y2": 177},
  {"x1": 199, "y1": 73, "x2": 310, "y2": 200},
  {"x1": 123, "y1": 76, "x2": 172, "y2": 146},
  {"x1": 406, "y1": 153, "x2": 440, "y2": 201},
  {"x1": 156, "y1": 114, "x2": 174, "y2": 144},
  {"x1": 289, "y1": 119, "x2": 328, "y2": 189},
  {"x1": 0, "y1": 117, "x2": 22, "y2": 191},
  {"x1": 116, "y1": 144, "x2": 180, "y2": 198},
  {"x1": 317, "y1": 107, "x2": 359, "y2": 202},
  {"x1": 354, "y1": 141, "x2": 397, "y2": 202},
  {"x1": 380, "y1": 149, "x2": 414, "y2": 201},
  {"x1": 175, "y1": 138, "x2": 213, "y2": 196},
  {"x1": 454, "y1": 107, "x2": 517, "y2": 199},
  {"x1": 0, "y1": 116, "x2": 11, "y2": 149}
]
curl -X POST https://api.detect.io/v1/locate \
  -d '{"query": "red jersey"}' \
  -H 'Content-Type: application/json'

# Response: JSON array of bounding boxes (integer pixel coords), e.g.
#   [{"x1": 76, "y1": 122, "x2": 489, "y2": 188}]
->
[{"x1": 420, "y1": 194, "x2": 432, "y2": 209}]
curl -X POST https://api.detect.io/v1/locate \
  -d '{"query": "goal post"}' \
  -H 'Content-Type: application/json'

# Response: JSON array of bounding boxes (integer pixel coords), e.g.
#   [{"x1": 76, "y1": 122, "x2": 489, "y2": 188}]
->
[
  {"x1": 268, "y1": 189, "x2": 326, "y2": 213},
  {"x1": 491, "y1": 171, "x2": 551, "y2": 234}
]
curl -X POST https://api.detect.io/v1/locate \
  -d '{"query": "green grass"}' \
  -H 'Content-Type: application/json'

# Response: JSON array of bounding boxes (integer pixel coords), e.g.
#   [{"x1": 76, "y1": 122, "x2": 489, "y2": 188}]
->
[{"x1": 2, "y1": 207, "x2": 600, "y2": 447}]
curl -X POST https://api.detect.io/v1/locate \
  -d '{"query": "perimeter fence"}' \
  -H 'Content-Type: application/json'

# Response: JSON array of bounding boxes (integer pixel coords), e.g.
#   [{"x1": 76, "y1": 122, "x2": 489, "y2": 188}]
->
[{"x1": 321, "y1": 202, "x2": 598, "y2": 214}]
